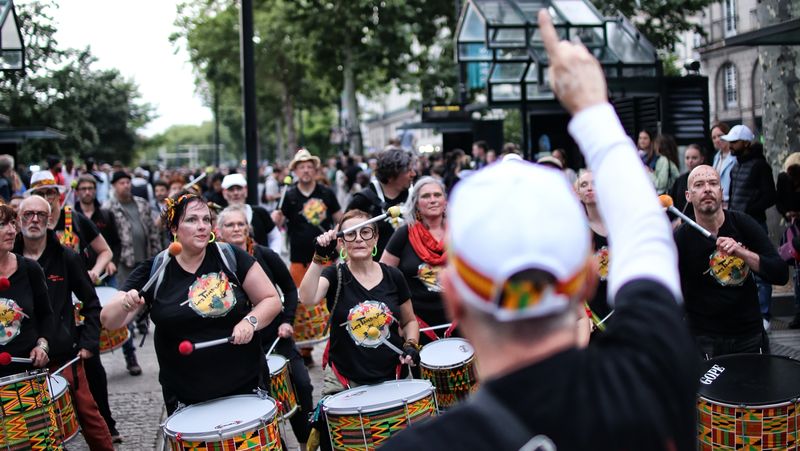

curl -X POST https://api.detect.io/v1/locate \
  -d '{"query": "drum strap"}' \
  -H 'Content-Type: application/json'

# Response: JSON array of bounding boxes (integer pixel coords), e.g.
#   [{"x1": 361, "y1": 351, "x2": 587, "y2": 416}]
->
[
  {"x1": 416, "y1": 316, "x2": 440, "y2": 341},
  {"x1": 468, "y1": 389, "x2": 554, "y2": 450}
]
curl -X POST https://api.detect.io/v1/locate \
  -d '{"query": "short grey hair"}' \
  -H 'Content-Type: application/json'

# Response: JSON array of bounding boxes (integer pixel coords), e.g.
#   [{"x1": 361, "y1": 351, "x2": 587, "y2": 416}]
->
[
  {"x1": 403, "y1": 176, "x2": 446, "y2": 227},
  {"x1": 216, "y1": 204, "x2": 249, "y2": 229}
]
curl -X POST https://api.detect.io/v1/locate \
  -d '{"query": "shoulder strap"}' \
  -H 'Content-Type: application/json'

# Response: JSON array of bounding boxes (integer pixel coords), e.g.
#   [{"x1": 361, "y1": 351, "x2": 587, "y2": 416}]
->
[
  {"x1": 215, "y1": 242, "x2": 240, "y2": 285},
  {"x1": 469, "y1": 389, "x2": 555, "y2": 451}
]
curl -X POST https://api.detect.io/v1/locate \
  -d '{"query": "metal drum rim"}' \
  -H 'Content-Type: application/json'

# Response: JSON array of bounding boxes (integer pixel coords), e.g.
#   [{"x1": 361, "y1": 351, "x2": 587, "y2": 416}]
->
[
  {"x1": 162, "y1": 394, "x2": 278, "y2": 441},
  {"x1": 323, "y1": 380, "x2": 434, "y2": 415}
]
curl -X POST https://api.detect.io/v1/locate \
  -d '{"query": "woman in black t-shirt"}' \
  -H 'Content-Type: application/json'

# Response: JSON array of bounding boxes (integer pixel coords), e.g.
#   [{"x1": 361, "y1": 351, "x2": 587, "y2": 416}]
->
[
  {"x1": 101, "y1": 194, "x2": 283, "y2": 414},
  {"x1": 381, "y1": 177, "x2": 450, "y2": 343},
  {"x1": 0, "y1": 204, "x2": 53, "y2": 376},
  {"x1": 299, "y1": 209, "x2": 420, "y2": 395}
]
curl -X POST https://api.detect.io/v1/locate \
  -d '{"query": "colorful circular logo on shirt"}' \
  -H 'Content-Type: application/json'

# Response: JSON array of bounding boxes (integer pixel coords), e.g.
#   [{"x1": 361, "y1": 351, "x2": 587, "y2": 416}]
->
[
  {"x1": 0, "y1": 298, "x2": 25, "y2": 345},
  {"x1": 186, "y1": 272, "x2": 237, "y2": 318},
  {"x1": 302, "y1": 198, "x2": 328, "y2": 227},
  {"x1": 707, "y1": 250, "x2": 749, "y2": 286},
  {"x1": 594, "y1": 246, "x2": 609, "y2": 281},
  {"x1": 345, "y1": 300, "x2": 394, "y2": 348},
  {"x1": 417, "y1": 263, "x2": 443, "y2": 292}
]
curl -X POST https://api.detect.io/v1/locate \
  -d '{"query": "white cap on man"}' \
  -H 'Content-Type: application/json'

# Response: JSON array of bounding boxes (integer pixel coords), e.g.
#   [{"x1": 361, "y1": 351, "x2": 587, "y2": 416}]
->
[
  {"x1": 221, "y1": 173, "x2": 247, "y2": 190},
  {"x1": 721, "y1": 125, "x2": 755, "y2": 142}
]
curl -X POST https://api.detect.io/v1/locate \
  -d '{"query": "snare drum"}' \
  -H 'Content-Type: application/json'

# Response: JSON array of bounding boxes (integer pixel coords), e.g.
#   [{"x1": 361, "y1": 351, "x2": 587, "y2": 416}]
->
[
  {"x1": 49, "y1": 375, "x2": 79, "y2": 443},
  {"x1": 420, "y1": 338, "x2": 478, "y2": 409},
  {"x1": 162, "y1": 395, "x2": 281, "y2": 450},
  {"x1": 323, "y1": 380, "x2": 437, "y2": 450},
  {"x1": 697, "y1": 354, "x2": 800, "y2": 450},
  {"x1": 95, "y1": 287, "x2": 130, "y2": 353},
  {"x1": 294, "y1": 301, "x2": 329, "y2": 347},
  {"x1": 0, "y1": 370, "x2": 61, "y2": 450},
  {"x1": 267, "y1": 354, "x2": 298, "y2": 419}
]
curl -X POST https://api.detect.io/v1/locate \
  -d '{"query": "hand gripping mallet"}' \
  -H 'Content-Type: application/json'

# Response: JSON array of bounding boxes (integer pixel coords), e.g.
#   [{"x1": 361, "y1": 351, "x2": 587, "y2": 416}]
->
[
  {"x1": 138, "y1": 242, "x2": 183, "y2": 298},
  {"x1": 658, "y1": 195, "x2": 717, "y2": 241},
  {"x1": 336, "y1": 206, "x2": 403, "y2": 238},
  {"x1": 178, "y1": 336, "x2": 233, "y2": 355}
]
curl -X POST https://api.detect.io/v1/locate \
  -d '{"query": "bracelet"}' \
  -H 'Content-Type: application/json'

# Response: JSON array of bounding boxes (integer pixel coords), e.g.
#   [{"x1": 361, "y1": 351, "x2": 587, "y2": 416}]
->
[
  {"x1": 36, "y1": 340, "x2": 49, "y2": 354},
  {"x1": 312, "y1": 253, "x2": 331, "y2": 265},
  {"x1": 403, "y1": 340, "x2": 421, "y2": 351}
]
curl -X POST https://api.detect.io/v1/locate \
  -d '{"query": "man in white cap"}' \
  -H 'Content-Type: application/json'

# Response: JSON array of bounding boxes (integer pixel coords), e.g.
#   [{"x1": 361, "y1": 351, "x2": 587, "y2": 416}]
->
[
  {"x1": 382, "y1": 10, "x2": 697, "y2": 450},
  {"x1": 221, "y1": 172, "x2": 280, "y2": 252},
  {"x1": 724, "y1": 124, "x2": 777, "y2": 329}
]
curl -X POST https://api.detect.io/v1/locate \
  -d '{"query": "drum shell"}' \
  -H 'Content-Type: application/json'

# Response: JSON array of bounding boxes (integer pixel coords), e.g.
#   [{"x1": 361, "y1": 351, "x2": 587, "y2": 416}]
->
[
  {"x1": 50, "y1": 375, "x2": 80, "y2": 443},
  {"x1": 294, "y1": 301, "x2": 329, "y2": 347},
  {"x1": 79, "y1": 287, "x2": 131, "y2": 354},
  {"x1": 419, "y1": 338, "x2": 479, "y2": 409},
  {"x1": 0, "y1": 370, "x2": 62, "y2": 450},
  {"x1": 266, "y1": 354, "x2": 298, "y2": 420}
]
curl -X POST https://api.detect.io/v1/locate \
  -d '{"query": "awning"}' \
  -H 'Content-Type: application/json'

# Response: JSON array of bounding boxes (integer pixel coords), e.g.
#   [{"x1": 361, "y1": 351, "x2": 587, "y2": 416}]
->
[
  {"x1": 397, "y1": 121, "x2": 474, "y2": 133},
  {"x1": 725, "y1": 17, "x2": 800, "y2": 46},
  {"x1": 0, "y1": 127, "x2": 66, "y2": 143}
]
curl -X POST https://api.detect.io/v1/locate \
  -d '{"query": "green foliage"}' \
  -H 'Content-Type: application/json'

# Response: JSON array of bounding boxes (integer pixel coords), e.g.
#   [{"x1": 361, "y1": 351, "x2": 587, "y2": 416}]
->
[
  {"x1": 659, "y1": 51, "x2": 683, "y2": 76},
  {"x1": 138, "y1": 121, "x2": 238, "y2": 167},
  {"x1": 503, "y1": 109, "x2": 522, "y2": 148},
  {"x1": 0, "y1": 0, "x2": 154, "y2": 165}
]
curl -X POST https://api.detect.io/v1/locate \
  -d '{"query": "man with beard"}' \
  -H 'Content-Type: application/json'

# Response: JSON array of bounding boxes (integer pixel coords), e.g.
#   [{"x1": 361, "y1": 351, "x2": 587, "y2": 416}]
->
[{"x1": 675, "y1": 165, "x2": 787, "y2": 357}]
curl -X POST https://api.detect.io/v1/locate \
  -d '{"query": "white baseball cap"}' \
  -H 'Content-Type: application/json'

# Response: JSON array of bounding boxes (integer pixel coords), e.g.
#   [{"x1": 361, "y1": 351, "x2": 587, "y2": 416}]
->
[
  {"x1": 721, "y1": 124, "x2": 755, "y2": 142},
  {"x1": 221, "y1": 173, "x2": 247, "y2": 190},
  {"x1": 447, "y1": 160, "x2": 590, "y2": 321}
]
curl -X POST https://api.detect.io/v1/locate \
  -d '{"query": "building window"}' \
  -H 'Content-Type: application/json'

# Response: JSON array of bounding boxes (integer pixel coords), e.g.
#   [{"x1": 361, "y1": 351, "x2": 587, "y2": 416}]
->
[
  {"x1": 723, "y1": 64, "x2": 738, "y2": 109},
  {"x1": 724, "y1": 0, "x2": 737, "y2": 36}
]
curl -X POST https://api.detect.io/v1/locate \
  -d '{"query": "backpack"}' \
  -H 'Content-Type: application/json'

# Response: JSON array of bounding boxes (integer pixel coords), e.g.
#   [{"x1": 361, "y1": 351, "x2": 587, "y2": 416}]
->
[{"x1": 148, "y1": 242, "x2": 238, "y2": 298}]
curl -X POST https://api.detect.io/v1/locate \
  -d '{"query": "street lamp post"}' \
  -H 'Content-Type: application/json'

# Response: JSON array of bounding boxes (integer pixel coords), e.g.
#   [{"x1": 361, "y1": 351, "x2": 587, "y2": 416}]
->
[{"x1": 239, "y1": 0, "x2": 259, "y2": 204}]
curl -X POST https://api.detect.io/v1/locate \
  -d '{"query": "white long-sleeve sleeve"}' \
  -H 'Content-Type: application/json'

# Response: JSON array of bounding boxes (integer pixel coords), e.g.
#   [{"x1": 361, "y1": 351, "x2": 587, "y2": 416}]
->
[{"x1": 568, "y1": 103, "x2": 681, "y2": 303}]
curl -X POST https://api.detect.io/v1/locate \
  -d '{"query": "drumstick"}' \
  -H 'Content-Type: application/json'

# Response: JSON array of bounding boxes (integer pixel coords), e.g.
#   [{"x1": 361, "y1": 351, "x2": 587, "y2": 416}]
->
[
  {"x1": 0, "y1": 352, "x2": 32, "y2": 365},
  {"x1": 51, "y1": 355, "x2": 81, "y2": 377},
  {"x1": 337, "y1": 206, "x2": 402, "y2": 237},
  {"x1": 182, "y1": 171, "x2": 209, "y2": 190},
  {"x1": 140, "y1": 242, "x2": 183, "y2": 296},
  {"x1": 419, "y1": 323, "x2": 452, "y2": 333},
  {"x1": 277, "y1": 176, "x2": 293, "y2": 210},
  {"x1": 597, "y1": 310, "x2": 614, "y2": 326},
  {"x1": 265, "y1": 337, "x2": 280, "y2": 357},
  {"x1": 178, "y1": 336, "x2": 233, "y2": 355},
  {"x1": 658, "y1": 195, "x2": 716, "y2": 240},
  {"x1": 366, "y1": 327, "x2": 404, "y2": 355}
]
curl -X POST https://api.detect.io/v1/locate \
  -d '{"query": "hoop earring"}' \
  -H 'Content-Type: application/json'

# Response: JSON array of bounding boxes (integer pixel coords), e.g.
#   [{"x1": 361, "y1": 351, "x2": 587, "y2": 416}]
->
[
  {"x1": 208, "y1": 232, "x2": 216, "y2": 243},
  {"x1": 372, "y1": 245, "x2": 378, "y2": 257},
  {"x1": 339, "y1": 248, "x2": 347, "y2": 260}
]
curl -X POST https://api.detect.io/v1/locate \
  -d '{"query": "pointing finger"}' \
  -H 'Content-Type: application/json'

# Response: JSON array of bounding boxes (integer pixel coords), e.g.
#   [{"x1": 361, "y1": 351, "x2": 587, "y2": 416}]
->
[{"x1": 538, "y1": 9, "x2": 561, "y2": 58}]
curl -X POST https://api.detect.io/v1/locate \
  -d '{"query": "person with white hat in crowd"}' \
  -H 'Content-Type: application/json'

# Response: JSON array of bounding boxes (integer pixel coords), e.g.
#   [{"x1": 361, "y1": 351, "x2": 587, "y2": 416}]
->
[
  {"x1": 221, "y1": 172, "x2": 281, "y2": 253},
  {"x1": 382, "y1": 10, "x2": 697, "y2": 450}
]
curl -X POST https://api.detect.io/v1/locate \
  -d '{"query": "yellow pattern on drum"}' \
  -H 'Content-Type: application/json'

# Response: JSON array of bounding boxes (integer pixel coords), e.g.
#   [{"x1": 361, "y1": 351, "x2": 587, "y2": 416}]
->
[
  {"x1": 99, "y1": 327, "x2": 130, "y2": 354},
  {"x1": 295, "y1": 301, "x2": 329, "y2": 347}
]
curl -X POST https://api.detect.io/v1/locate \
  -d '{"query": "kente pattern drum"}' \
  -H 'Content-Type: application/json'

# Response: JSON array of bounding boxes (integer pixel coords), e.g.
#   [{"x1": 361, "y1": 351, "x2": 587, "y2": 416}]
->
[
  {"x1": 323, "y1": 380, "x2": 437, "y2": 450},
  {"x1": 162, "y1": 394, "x2": 281, "y2": 451},
  {"x1": 50, "y1": 375, "x2": 79, "y2": 443},
  {"x1": 420, "y1": 338, "x2": 478, "y2": 409},
  {"x1": 294, "y1": 301, "x2": 329, "y2": 347},
  {"x1": 95, "y1": 287, "x2": 131, "y2": 353},
  {"x1": 697, "y1": 354, "x2": 800, "y2": 450},
  {"x1": 267, "y1": 354, "x2": 298, "y2": 419},
  {"x1": 0, "y1": 371, "x2": 61, "y2": 450}
]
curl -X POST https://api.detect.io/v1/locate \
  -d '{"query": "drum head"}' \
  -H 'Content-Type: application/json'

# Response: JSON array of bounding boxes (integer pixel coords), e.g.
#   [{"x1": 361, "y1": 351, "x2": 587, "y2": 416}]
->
[
  {"x1": 163, "y1": 395, "x2": 277, "y2": 440},
  {"x1": 698, "y1": 354, "x2": 800, "y2": 405},
  {"x1": 420, "y1": 338, "x2": 474, "y2": 369},
  {"x1": 49, "y1": 375, "x2": 68, "y2": 398},
  {"x1": 323, "y1": 380, "x2": 433, "y2": 415},
  {"x1": 266, "y1": 354, "x2": 287, "y2": 375},
  {"x1": 95, "y1": 287, "x2": 119, "y2": 307}
]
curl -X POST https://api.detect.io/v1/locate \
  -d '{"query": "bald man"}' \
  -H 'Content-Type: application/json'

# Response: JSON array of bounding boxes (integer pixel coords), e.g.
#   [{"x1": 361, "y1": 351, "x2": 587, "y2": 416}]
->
[{"x1": 675, "y1": 165, "x2": 787, "y2": 358}]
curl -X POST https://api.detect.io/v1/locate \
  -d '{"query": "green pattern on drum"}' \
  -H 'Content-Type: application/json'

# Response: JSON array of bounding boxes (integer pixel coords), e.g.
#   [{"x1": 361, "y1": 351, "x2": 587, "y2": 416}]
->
[
  {"x1": 420, "y1": 358, "x2": 478, "y2": 409},
  {"x1": 697, "y1": 397, "x2": 799, "y2": 450}
]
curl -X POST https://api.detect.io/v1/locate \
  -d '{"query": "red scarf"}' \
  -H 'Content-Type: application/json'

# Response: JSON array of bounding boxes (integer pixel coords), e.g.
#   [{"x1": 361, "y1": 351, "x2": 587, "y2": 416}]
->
[{"x1": 408, "y1": 223, "x2": 446, "y2": 266}]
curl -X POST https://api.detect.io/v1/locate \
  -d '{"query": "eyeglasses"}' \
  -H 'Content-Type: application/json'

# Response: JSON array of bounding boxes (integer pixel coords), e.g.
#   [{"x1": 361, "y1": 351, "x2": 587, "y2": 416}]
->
[
  {"x1": 221, "y1": 221, "x2": 247, "y2": 230},
  {"x1": 341, "y1": 227, "x2": 375, "y2": 242},
  {"x1": 35, "y1": 190, "x2": 59, "y2": 200},
  {"x1": 21, "y1": 211, "x2": 49, "y2": 222},
  {"x1": 77, "y1": 186, "x2": 95, "y2": 192}
]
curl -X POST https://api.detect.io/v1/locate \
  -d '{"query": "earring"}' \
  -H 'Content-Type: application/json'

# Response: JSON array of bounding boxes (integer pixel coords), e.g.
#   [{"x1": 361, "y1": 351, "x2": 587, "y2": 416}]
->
[
  {"x1": 415, "y1": 211, "x2": 423, "y2": 222},
  {"x1": 339, "y1": 248, "x2": 347, "y2": 260},
  {"x1": 173, "y1": 234, "x2": 178, "y2": 242},
  {"x1": 208, "y1": 232, "x2": 216, "y2": 243},
  {"x1": 372, "y1": 245, "x2": 378, "y2": 257}
]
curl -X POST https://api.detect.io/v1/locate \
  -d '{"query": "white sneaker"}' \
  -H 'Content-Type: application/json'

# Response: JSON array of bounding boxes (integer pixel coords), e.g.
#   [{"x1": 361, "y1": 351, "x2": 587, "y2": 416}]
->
[{"x1": 763, "y1": 318, "x2": 771, "y2": 331}]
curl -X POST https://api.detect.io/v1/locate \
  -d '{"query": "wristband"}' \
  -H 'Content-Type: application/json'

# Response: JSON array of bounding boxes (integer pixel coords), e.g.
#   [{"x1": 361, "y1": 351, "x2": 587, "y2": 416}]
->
[{"x1": 312, "y1": 253, "x2": 331, "y2": 265}]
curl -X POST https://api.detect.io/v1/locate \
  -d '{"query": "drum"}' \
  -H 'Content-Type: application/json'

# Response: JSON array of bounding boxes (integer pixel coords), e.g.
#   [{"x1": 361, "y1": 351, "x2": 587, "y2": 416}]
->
[
  {"x1": 420, "y1": 338, "x2": 478, "y2": 409},
  {"x1": 697, "y1": 354, "x2": 800, "y2": 450},
  {"x1": 294, "y1": 301, "x2": 329, "y2": 347},
  {"x1": 0, "y1": 370, "x2": 61, "y2": 450},
  {"x1": 49, "y1": 375, "x2": 79, "y2": 443},
  {"x1": 95, "y1": 287, "x2": 130, "y2": 353},
  {"x1": 267, "y1": 354, "x2": 298, "y2": 419},
  {"x1": 323, "y1": 380, "x2": 437, "y2": 450},
  {"x1": 162, "y1": 394, "x2": 281, "y2": 450}
]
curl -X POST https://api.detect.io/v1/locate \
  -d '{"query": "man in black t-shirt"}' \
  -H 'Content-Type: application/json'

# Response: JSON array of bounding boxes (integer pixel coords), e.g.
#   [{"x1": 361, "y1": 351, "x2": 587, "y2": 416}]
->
[
  {"x1": 383, "y1": 12, "x2": 697, "y2": 450},
  {"x1": 675, "y1": 165, "x2": 788, "y2": 358}
]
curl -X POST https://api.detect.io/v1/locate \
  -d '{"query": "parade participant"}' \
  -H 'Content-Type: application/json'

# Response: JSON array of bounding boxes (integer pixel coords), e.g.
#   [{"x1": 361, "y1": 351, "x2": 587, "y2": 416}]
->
[
  {"x1": 101, "y1": 193, "x2": 283, "y2": 414},
  {"x1": 273, "y1": 149, "x2": 342, "y2": 365},
  {"x1": 676, "y1": 165, "x2": 788, "y2": 357},
  {"x1": 776, "y1": 152, "x2": 800, "y2": 328},
  {"x1": 653, "y1": 134, "x2": 680, "y2": 195},
  {"x1": 381, "y1": 176, "x2": 450, "y2": 342},
  {"x1": 299, "y1": 209, "x2": 420, "y2": 393},
  {"x1": 669, "y1": 143, "x2": 706, "y2": 213},
  {"x1": 347, "y1": 147, "x2": 415, "y2": 259},
  {"x1": 25, "y1": 170, "x2": 113, "y2": 284},
  {"x1": 0, "y1": 204, "x2": 53, "y2": 377},
  {"x1": 383, "y1": 10, "x2": 697, "y2": 450},
  {"x1": 711, "y1": 123, "x2": 734, "y2": 207},
  {"x1": 15, "y1": 196, "x2": 115, "y2": 450},
  {"x1": 216, "y1": 205, "x2": 313, "y2": 448},
  {"x1": 575, "y1": 169, "x2": 612, "y2": 324},
  {"x1": 221, "y1": 173, "x2": 280, "y2": 251}
]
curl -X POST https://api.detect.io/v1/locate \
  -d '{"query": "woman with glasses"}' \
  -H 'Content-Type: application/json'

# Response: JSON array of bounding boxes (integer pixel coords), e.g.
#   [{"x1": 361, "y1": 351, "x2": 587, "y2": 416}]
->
[
  {"x1": 101, "y1": 193, "x2": 283, "y2": 414},
  {"x1": 299, "y1": 209, "x2": 420, "y2": 396}
]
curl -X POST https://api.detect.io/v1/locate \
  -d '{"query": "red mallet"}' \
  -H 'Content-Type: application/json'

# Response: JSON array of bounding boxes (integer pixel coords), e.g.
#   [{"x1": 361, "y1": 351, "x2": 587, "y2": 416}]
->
[
  {"x1": 178, "y1": 341, "x2": 194, "y2": 356},
  {"x1": 0, "y1": 277, "x2": 10, "y2": 292},
  {"x1": 178, "y1": 336, "x2": 233, "y2": 356},
  {"x1": 658, "y1": 194, "x2": 716, "y2": 240},
  {"x1": 0, "y1": 352, "x2": 32, "y2": 365}
]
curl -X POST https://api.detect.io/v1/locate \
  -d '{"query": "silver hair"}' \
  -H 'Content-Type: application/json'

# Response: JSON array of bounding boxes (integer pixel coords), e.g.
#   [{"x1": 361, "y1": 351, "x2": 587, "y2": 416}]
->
[
  {"x1": 403, "y1": 176, "x2": 446, "y2": 227},
  {"x1": 216, "y1": 204, "x2": 249, "y2": 229}
]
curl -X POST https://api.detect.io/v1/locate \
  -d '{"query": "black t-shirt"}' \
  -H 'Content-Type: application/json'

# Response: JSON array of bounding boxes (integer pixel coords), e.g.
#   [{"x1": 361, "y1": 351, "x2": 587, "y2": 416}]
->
[
  {"x1": 250, "y1": 206, "x2": 276, "y2": 247},
  {"x1": 321, "y1": 263, "x2": 410, "y2": 384},
  {"x1": 381, "y1": 280, "x2": 699, "y2": 451},
  {"x1": 0, "y1": 255, "x2": 55, "y2": 377},
  {"x1": 122, "y1": 244, "x2": 265, "y2": 404},
  {"x1": 74, "y1": 202, "x2": 122, "y2": 268},
  {"x1": 252, "y1": 245, "x2": 298, "y2": 349},
  {"x1": 675, "y1": 210, "x2": 788, "y2": 337},
  {"x1": 53, "y1": 207, "x2": 101, "y2": 264},
  {"x1": 384, "y1": 225, "x2": 447, "y2": 328},
  {"x1": 347, "y1": 184, "x2": 408, "y2": 260},
  {"x1": 281, "y1": 184, "x2": 341, "y2": 263}
]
